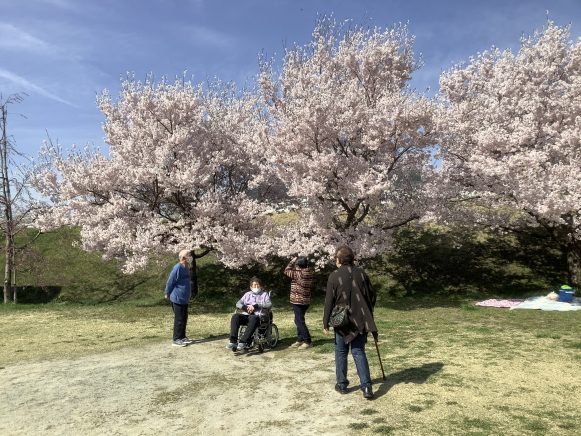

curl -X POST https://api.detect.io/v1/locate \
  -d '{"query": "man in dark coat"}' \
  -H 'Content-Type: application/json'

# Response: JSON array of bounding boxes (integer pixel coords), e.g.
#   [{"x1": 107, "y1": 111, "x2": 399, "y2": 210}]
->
[{"x1": 323, "y1": 245, "x2": 377, "y2": 399}]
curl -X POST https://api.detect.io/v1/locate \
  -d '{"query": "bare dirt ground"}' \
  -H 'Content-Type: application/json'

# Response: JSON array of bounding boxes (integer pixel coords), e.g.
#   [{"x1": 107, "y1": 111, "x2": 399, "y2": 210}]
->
[{"x1": 0, "y1": 337, "x2": 375, "y2": 436}]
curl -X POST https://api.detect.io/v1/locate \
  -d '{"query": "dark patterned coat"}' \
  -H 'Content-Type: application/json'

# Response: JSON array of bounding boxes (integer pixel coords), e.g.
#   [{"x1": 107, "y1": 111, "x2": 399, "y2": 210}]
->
[{"x1": 323, "y1": 264, "x2": 377, "y2": 343}]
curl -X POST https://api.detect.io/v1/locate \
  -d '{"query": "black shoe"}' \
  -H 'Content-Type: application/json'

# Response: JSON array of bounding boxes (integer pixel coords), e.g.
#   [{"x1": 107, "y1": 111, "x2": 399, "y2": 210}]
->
[
  {"x1": 362, "y1": 386, "x2": 373, "y2": 399},
  {"x1": 334, "y1": 384, "x2": 348, "y2": 394}
]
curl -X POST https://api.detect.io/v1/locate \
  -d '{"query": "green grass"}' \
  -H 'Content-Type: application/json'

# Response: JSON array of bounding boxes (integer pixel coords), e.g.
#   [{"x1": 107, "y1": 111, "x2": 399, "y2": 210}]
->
[
  {"x1": 373, "y1": 425, "x2": 396, "y2": 434},
  {"x1": 1, "y1": 223, "x2": 579, "y2": 434},
  {"x1": 1, "y1": 298, "x2": 579, "y2": 435},
  {"x1": 349, "y1": 422, "x2": 370, "y2": 430},
  {"x1": 2, "y1": 227, "x2": 172, "y2": 303}
]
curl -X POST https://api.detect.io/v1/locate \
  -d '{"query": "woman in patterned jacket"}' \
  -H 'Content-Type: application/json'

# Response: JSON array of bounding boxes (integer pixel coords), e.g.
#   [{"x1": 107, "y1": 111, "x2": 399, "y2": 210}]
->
[{"x1": 284, "y1": 256, "x2": 314, "y2": 349}]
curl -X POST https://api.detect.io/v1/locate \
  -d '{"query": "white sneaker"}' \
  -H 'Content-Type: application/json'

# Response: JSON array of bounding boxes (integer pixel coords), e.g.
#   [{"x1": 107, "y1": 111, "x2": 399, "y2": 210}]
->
[
  {"x1": 172, "y1": 339, "x2": 187, "y2": 347},
  {"x1": 182, "y1": 337, "x2": 194, "y2": 344},
  {"x1": 290, "y1": 341, "x2": 304, "y2": 348},
  {"x1": 236, "y1": 342, "x2": 248, "y2": 351},
  {"x1": 226, "y1": 342, "x2": 237, "y2": 349}
]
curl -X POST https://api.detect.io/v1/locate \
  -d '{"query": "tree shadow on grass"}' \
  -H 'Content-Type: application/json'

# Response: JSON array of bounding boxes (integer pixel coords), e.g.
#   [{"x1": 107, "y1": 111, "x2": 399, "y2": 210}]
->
[
  {"x1": 189, "y1": 334, "x2": 229, "y2": 345},
  {"x1": 273, "y1": 336, "x2": 335, "y2": 351},
  {"x1": 370, "y1": 362, "x2": 444, "y2": 399},
  {"x1": 274, "y1": 337, "x2": 298, "y2": 351},
  {"x1": 309, "y1": 337, "x2": 336, "y2": 351},
  {"x1": 382, "y1": 298, "x2": 468, "y2": 311}
]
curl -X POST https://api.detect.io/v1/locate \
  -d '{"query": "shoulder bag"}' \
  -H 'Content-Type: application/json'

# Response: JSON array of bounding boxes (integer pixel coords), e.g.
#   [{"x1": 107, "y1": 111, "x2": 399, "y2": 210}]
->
[{"x1": 329, "y1": 269, "x2": 353, "y2": 328}]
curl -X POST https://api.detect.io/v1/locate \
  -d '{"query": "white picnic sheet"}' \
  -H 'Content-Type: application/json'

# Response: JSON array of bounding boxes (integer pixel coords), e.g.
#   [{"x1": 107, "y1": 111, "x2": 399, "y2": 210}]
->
[{"x1": 510, "y1": 296, "x2": 581, "y2": 311}]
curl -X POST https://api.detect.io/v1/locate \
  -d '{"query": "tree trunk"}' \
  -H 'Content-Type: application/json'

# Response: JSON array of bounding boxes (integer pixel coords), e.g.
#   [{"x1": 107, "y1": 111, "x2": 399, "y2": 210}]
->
[
  {"x1": 12, "y1": 260, "x2": 17, "y2": 304},
  {"x1": 3, "y1": 232, "x2": 14, "y2": 303},
  {"x1": 3, "y1": 234, "x2": 11, "y2": 303},
  {"x1": 189, "y1": 253, "x2": 198, "y2": 299},
  {"x1": 565, "y1": 245, "x2": 581, "y2": 288},
  {"x1": 1, "y1": 104, "x2": 13, "y2": 304},
  {"x1": 189, "y1": 248, "x2": 211, "y2": 299},
  {"x1": 0, "y1": 96, "x2": 27, "y2": 304}
]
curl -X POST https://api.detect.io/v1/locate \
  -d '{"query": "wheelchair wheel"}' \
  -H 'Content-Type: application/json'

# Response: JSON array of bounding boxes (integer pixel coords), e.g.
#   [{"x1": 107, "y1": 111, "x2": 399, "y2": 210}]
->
[{"x1": 268, "y1": 324, "x2": 279, "y2": 348}]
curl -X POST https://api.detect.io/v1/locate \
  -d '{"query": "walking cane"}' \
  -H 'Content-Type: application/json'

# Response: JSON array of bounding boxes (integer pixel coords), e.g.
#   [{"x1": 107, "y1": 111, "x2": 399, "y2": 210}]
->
[{"x1": 372, "y1": 332, "x2": 386, "y2": 380}]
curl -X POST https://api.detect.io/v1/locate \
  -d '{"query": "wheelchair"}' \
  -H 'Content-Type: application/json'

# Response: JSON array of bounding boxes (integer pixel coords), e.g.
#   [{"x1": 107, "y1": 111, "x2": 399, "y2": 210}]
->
[{"x1": 236, "y1": 311, "x2": 279, "y2": 353}]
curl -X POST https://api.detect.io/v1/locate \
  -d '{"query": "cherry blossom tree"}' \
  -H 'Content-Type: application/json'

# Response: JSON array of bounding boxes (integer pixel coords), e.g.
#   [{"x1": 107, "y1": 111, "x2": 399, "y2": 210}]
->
[
  {"x1": 33, "y1": 78, "x2": 283, "y2": 285},
  {"x1": 32, "y1": 19, "x2": 441, "y2": 276},
  {"x1": 437, "y1": 22, "x2": 581, "y2": 285},
  {"x1": 258, "y1": 19, "x2": 437, "y2": 262}
]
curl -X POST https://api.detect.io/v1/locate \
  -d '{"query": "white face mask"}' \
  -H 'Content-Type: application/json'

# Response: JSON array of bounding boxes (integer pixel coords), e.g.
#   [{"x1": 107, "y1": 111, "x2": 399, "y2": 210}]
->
[{"x1": 251, "y1": 287, "x2": 260, "y2": 294}]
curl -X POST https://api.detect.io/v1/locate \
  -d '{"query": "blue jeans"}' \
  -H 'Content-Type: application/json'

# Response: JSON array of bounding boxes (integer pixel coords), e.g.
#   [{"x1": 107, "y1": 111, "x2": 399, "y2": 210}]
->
[
  {"x1": 335, "y1": 332, "x2": 371, "y2": 389},
  {"x1": 292, "y1": 304, "x2": 311, "y2": 343}
]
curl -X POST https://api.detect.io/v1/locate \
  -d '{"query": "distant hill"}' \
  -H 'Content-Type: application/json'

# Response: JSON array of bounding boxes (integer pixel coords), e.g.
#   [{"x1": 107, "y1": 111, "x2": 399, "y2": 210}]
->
[{"x1": 0, "y1": 224, "x2": 568, "y2": 304}]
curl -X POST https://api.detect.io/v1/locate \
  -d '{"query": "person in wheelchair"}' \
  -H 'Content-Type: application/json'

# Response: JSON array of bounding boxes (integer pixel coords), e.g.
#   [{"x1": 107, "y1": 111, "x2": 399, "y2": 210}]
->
[{"x1": 227, "y1": 277, "x2": 272, "y2": 352}]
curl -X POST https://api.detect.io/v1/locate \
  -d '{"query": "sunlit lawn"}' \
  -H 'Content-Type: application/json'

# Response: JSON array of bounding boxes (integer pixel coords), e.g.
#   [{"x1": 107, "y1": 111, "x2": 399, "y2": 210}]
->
[{"x1": 1, "y1": 299, "x2": 579, "y2": 435}]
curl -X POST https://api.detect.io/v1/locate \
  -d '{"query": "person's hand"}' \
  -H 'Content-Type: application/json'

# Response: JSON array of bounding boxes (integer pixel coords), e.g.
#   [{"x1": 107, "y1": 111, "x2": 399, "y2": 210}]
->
[
  {"x1": 291, "y1": 256, "x2": 297, "y2": 263},
  {"x1": 323, "y1": 328, "x2": 330, "y2": 335},
  {"x1": 164, "y1": 294, "x2": 168, "y2": 300},
  {"x1": 247, "y1": 305, "x2": 255, "y2": 314}
]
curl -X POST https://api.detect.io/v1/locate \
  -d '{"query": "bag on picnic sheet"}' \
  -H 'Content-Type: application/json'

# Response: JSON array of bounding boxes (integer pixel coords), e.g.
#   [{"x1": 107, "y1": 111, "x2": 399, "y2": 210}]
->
[{"x1": 329, "y1": 305, "x2": 350, "y2": 328}]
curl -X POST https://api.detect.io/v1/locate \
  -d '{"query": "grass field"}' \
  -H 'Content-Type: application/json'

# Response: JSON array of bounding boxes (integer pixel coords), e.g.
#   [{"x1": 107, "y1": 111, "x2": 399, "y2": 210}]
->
[{"x1": 1, "y1": 298, "x2": 579, "y2": 435}]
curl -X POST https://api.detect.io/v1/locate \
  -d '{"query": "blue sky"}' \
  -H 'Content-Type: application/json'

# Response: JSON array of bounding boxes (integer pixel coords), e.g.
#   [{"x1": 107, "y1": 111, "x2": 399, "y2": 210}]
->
[{"x1": 1, "y1": 0, "x2": 580, "y2": 157}]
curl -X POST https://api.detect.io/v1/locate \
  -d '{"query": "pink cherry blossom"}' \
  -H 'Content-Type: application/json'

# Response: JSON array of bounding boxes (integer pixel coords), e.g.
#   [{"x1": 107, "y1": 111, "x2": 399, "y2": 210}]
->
[
  {"x1": 258, "y1": 19, "x2": 437, "y2": 263},
  {"x1": 33, "y1": 78, "x2": 282, "y2": 271},
  {"x1": 437, "y1": 22, "x2": 581, "y2": 284}
]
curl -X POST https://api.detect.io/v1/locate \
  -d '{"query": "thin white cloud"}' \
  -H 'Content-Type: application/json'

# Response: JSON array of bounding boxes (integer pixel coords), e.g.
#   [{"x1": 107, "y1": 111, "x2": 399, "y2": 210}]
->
[
  {"x1": 0, "y1": 68, "x2": 77, "y2": 107},
  {"x1": 0, "y1": 23, "x2": 54, "y2": 53}
]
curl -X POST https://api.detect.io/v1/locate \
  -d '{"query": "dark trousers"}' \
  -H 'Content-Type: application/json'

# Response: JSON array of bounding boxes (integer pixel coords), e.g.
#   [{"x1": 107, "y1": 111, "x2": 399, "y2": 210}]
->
[
  {"x1": 292, "y1": 303, "x2": 311, "y2": 343},
  {"x1": 171, "y1": 302, "x2": 188, "y2": 341},
  {"x1": 230, "y1": 313, "x2": 260, "y2": 344}
]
